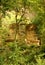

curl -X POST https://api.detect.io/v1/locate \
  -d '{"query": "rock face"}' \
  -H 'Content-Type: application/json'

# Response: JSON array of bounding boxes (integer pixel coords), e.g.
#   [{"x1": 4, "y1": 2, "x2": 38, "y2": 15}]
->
[
  {"x1": 25, "y1": 24, "x2": 40, "y2": 46},
  {"x1": 5, "y1": 23, "x2": 16, "y2": 42},
  {"x1": 5, "y1": 23, "x2": 41, "y2": 46}
]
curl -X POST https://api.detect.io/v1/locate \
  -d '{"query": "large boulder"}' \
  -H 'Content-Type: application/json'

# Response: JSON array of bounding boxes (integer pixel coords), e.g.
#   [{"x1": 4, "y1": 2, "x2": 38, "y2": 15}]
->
[{"x1": 25, "y1": 24, "x2": 41, "y2": 46}]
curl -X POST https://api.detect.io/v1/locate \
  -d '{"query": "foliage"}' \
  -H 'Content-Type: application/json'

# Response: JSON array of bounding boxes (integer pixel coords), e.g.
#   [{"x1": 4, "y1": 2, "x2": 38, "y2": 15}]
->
[
  {"x1": 0, "y1": 41, "x2": 45, "y2": 65},
  {"x1": 0, "y1": 0, "x2": 45, "y2": 65}
]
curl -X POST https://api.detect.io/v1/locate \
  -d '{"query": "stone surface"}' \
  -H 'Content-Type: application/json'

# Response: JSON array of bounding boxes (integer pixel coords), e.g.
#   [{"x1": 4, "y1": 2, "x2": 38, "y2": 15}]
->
[{"x1": 5, "y1": 23, "x2": 40, "y2": 46}]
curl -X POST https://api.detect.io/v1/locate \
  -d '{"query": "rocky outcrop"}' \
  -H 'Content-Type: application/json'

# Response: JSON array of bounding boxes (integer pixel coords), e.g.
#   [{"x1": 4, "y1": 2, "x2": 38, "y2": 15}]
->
[{"x1": 5, "y1": 23, "x2": 41, "y2": 46}]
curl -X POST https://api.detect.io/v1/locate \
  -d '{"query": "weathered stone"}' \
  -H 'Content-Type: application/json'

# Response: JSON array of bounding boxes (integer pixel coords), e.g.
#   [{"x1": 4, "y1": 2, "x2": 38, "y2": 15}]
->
[
  {"x1": 25, "y1": 24, "x2": 41, "y2": 46},
  {"x1": 5, "y1": 23, "x2": 41, "y2": 46}
]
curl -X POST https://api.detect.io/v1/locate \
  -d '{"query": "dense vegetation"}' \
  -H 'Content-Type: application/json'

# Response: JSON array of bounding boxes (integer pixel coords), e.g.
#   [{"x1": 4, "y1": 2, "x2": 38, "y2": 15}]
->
[{"x1": 0, "y1": 0, "x2": 45, "y2": 65}]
